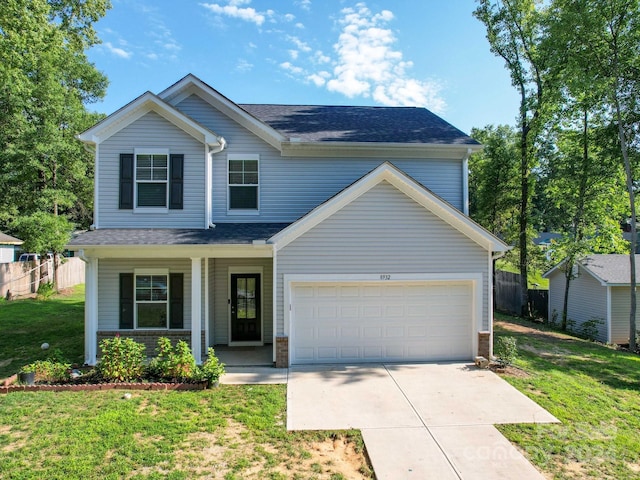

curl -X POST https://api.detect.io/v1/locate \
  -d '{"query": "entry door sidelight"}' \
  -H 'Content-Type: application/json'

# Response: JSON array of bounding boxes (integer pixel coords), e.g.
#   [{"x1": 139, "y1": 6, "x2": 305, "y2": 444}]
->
[{"x1": 230, "y1": 273, "x2": 261, "y2": 342}]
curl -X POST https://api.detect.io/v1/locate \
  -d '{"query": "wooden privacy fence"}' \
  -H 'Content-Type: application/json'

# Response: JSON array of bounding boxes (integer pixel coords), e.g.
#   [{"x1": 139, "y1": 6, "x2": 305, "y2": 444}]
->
[
  {"x1": 494, "y1": 270, "x2": 548, "y2": 318},
  {"x1": 0, "y1": 257, "x2": 85, "y2": 299}
]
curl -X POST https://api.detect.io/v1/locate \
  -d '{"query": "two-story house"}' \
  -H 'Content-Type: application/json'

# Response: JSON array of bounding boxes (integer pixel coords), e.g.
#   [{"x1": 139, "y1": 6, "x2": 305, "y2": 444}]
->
[{"x1": 69, "y1": 74, "x2": 508, "y2": 367}]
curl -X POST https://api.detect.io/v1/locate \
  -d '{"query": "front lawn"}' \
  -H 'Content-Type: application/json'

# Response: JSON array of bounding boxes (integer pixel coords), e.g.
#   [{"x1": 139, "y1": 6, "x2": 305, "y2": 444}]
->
[
  {"x1": 494, "y1": 313, "x2": 640, "y2": 479},
  {"x1": 0, "y1": 287, "x2": 373, "y2": 479},
  {"x1": 0, "y1": 286, "x2": 85, "y2": 378}
]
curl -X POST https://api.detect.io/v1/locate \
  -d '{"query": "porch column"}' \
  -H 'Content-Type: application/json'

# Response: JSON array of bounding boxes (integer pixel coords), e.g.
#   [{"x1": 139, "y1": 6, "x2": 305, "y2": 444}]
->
[
  {"x1": 191, "y1": 257, "x2": 202, "y2": 364},
  {"x1": 84, "y1": 256, "x2": 98, "y2": 365}
]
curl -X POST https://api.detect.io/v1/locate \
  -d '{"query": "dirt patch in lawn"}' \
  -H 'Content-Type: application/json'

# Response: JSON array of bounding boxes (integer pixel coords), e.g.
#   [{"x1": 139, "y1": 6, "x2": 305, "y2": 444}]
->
[
  {"x1": 161, "y1": 419, "x2": 372, "y2": 479},
  {"x1": 495, "y1": 320, "x2": 575, "y2": 340}
]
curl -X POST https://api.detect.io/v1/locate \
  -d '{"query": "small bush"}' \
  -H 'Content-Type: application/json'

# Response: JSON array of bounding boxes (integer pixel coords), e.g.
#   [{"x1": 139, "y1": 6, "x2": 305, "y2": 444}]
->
[
  {"x1": 579, "y1": 317, "x2": 604, "y2": 341},
  {"x1": 97, "y1": 335, "x2": 146, "y2": 382},
  {"x1": 494, "y1": 336, "x2": 517, "y2": 367},
  {"x1": 20, "y1": 359, "x2": 70, "y2": 383},
  {"x1": 200, "y1": 347, "x2": 225, "y2": 385},
  {"x1": 36, "y1": 282, "x2": 56, "y2": 299},
  {"x1": 149, "y1": 337, "x2": 197, "y2": 381}
]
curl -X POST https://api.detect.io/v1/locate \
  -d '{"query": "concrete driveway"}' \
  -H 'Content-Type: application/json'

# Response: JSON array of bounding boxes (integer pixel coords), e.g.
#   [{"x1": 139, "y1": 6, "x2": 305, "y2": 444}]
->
[{"x1": 288, "y1": 363, "x2": 559, "y2": 479}]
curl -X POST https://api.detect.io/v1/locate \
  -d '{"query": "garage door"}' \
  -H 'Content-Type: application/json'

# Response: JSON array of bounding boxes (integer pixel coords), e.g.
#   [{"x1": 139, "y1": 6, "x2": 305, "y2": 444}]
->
[{"x1": 290, "y1": 281, "x2": 473, "y2": 365}]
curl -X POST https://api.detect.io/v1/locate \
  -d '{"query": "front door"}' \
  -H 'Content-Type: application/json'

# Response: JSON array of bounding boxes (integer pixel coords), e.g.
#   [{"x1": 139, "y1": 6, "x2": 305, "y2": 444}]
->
[{"x1": 230, "y1": 273, "x2": 261, "y2": 343}]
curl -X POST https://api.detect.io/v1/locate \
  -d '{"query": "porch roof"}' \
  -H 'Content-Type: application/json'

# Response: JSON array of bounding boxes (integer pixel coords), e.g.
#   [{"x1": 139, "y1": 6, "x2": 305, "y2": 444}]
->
[{"x1": 68, "y1": 224, "x2": 291, "y2": 247}]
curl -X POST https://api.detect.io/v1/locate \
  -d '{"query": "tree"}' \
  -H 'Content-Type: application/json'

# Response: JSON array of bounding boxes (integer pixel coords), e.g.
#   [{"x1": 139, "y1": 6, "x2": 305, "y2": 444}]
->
[
  {"x1": 12, "y1": 212, "x2": 74, "y2": 291},
  {"x1": 548, "y1": 0, "x2": 640, "y2": 348},
  {"x1": 474, "y1": 0, "x2": 552, "y2": 317},
  {"x1": 0, "y1": 0, "x2": 109, "y2": 229},
  {"x1": 469, "y1": 125, "x2": 520, "y2": 244}
]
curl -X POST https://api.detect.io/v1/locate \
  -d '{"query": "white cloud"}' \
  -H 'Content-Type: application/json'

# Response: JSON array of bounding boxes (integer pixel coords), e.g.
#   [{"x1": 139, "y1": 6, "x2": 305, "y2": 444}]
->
[
  {"x1": 316, "y1": 3, "x2": 444, "y2": 111},
  {"x1": 296, "y1": 0, "x2": 311, "y2": 11},
  {"x1": 307, "y1": 71, "x2": 331, "y2": 87},
  {"x1": 284, "y1": 13, "x2": 295, "y2": 22},
  {"x1": 236, "y1": 58, "x2": 254, "y2": 72},
  {"x1": 200, "y1": 1, "x2": 270, "y2": 26},
  {"x1": 289, "y1": 50, "x2": 299, "y2": 60},
  {"x1": 103, "y1": 42, "x2": 132, "y2": 59},
  {"x1": 295, "y1": 22, "x2": 305, "y2": 29},
  {"x1": 287, "y1": 35, "x2": 312, "y2": 53},
  {"x1": 280, "y1": 62, "x2": 304, "y2": 74}
]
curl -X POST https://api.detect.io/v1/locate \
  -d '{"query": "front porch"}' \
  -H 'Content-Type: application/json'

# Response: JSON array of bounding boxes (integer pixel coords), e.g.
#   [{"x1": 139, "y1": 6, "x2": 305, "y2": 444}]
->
[{"x1": 214, "y1": 345, "x2": 273, "y2": 366}]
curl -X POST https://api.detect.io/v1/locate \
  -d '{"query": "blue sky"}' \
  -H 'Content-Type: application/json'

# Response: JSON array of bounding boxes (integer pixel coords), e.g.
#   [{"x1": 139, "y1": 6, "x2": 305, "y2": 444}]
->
[{"x1": 87, "y1": 0, "x2": 519, "y2": 135}]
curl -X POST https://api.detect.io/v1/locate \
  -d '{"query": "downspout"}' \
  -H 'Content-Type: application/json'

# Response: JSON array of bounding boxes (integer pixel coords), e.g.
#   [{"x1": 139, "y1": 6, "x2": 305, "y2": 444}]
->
[
  {"x1": 207, "y1": 137, "x2": 227, "y2": 229},
  {"x1": 462, "y1": 148, "x2": 471, "y2": 216}
]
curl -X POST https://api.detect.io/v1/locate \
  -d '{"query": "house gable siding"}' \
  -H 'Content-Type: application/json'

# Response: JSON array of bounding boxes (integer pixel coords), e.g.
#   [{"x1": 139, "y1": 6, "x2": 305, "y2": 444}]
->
[
  {"x1": 98, "y1": 111, "x2": 206, "y2": 228},
  {"x1": 548, "y1": 267, "x2": 608, "y2": 342},
  {"x1": 175, "y1": 94, "x2": 465, "y2": 222},
  {"x1": 610, "y1": 286, "x2": 638, "y2": 344},
  {"x1": 275, "y1": 180, "x2": 489, "y2": 336}
]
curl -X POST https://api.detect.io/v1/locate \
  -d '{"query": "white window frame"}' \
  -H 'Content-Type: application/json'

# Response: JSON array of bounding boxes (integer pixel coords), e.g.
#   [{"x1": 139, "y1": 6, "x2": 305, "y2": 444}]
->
[
  {"x1": 134, "y1": 148, "x2": 169, "y2": 213},
  {"x1": 134, "y1": 268, "x2": 169, "y2": 330},
  {"x1": 227, "y1": 153, "x2": 260, "y2": 215}
]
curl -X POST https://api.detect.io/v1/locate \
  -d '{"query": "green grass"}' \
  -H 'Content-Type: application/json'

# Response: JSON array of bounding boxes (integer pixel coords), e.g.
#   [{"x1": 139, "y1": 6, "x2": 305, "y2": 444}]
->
[
  {"x1": 0, "y1": 286, "x2": 85, "y2": 378},
  {"x1": 494, "y1": 313, "x2": 640, "y2": 479},
  {"x1": 496, "y1": 259, "x2": 549, "y2": 289},
  {"x1": 0, "y1": 288, "x2": 372, "y2": 479}
]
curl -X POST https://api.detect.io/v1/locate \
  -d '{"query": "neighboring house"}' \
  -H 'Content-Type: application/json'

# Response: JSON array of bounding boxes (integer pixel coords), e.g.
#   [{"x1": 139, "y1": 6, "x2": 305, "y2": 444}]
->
[
  {"x1": 69, "y1": 74, "x2": 509, "y2": 367},
  {"x1": 544, "y1": 254, "x2": 640, "y2": 344},
  {"x1": 0, "y1": 232, "x2": 23, "y2": 263}
]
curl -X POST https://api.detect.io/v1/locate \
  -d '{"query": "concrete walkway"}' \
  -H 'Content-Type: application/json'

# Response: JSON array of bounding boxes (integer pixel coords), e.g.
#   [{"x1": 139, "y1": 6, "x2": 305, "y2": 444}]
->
[{"x1": 288, "y1": 363, "x2": 559, "y2": 480}]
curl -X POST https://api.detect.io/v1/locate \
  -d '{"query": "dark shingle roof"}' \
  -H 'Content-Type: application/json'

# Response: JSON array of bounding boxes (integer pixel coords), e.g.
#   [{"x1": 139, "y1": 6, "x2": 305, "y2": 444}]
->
[
  {"x1": 580, "y1": 254, "x2": 640, "y2": 285},
  {"x1": 68, "y1": 224, "x2": 291, "y2": 247},
  {"x1": 238, "y1": 104, "x2": 479, "y2": 145}
]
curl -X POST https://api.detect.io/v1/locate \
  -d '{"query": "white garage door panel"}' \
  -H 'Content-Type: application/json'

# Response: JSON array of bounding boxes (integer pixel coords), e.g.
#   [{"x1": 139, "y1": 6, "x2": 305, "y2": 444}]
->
[{"x1": 291, "y1": 281, "x2": 473, "y2": 365}]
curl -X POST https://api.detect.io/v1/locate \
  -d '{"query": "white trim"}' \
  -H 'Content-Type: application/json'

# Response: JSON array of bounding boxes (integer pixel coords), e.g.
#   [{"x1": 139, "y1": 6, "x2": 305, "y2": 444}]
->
[
  {"x1": 228, "y1": 266, "x2": 264, "y2": 346},
  {"x1": 205, "y1": 145, "x2": 212, "y2": 228},
  {"x1": 70, "y1": 244, "x2": 274, "y2": 259},
  {"x1": 272, "y1": 250, "x2": 278, "y2": 363},
  {"x1": 158, "y1": 75, "x2": 285, "y2": 150},
  {"x1": 280, "y1": 141, "x2": 482, "y2": 159},
  {"x1": 84, "y1": 257, "x2": 99, "y2": 365},
  {"x1": 284, "y1": 273, "x2": 482, "y2": 365},
  {"x1": 462, "y1": 149, "x2": 470, "y2": 216},
  {"x1": 134, "y1": 268, "x2": 169, "y2": 275},
  {"x1": 227, "y1": 154, "x2": 260, "y2": 214},
  {"x1": 133, "y1": 149, "x2": 169, "y2": 212},
  {"x1": 133, "y1": 269, "x2": 170, "y2": 330},
  {"x1": 204, "y1": 257, "x2": 210, "y2": 348},
  {"x1": 77, "y1": 92, "x2": 224, "y2": 148},
  {"x1": 269, "y1": 162, "x2": 509, "y2": 253},
  {"x1": 606, "y1": 286, "x2": 612, "y2": 343},
  {"x1": 191, "y1": 258, "x2": 202, "y2": 364},
  {"x1": 488, "y1": 252, "x2": 494, "y2": 337}
]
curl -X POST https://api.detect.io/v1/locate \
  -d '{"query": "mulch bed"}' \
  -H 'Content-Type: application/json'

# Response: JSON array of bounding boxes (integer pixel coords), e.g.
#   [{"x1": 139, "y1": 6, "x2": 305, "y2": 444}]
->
[{"x1": 0, "y1": 374, "x2": 209, "y2": 394}]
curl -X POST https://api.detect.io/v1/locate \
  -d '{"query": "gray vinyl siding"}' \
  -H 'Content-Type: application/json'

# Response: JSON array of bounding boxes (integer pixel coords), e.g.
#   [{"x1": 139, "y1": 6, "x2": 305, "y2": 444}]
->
[
  {"x1": 275, "y1": 181, "x2": 490, "y2": 336},
  {"x1": 548, "y1": 268, "x2": 608, "y2": 342},
  {"x1": 610, "y1": 287, "x2": 638, "y2": 344},
  {"x1": 97, "y1": 111, "x2": 206, "y2": 228},
  {"x1": 208, "y1": 258, "x2": 273, "y2": 346},
  {"x1": 97, "y1": 258, "x2": 193, "y2": 330},
  {"x1": 175, "y1": 94, "x2": 464, "y2": 222}
]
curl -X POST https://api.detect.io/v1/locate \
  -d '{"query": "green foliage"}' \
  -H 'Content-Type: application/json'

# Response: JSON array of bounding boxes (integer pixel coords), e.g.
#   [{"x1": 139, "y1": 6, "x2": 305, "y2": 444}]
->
[
  {"x1": 20, "y1": 349, "x2": 71, "y2": 383},
  {"x1": 200, "y1": 347, "x2": 226, "y2": 385},
  {"x1": 36, "y1": 281, "x2": 56, "y2": 299},
  {"x1": 97, "y1": 335, "x2": 146, "y2": 382},
  {"x1": 12, "y1": 212, "x2": 74, "y2": 257},
  {"x1": 0, "y1": 0, "x2": 110, "y2": 229},
  {"x1": 494, "y1": 336, "x2": 518, "y2": 367},
  {"x1": 576, "y1": 317, "x2": 604, "y2": 342},
  {"x1": 148, "y1": 337, "x2": 198, "y2": 382}
]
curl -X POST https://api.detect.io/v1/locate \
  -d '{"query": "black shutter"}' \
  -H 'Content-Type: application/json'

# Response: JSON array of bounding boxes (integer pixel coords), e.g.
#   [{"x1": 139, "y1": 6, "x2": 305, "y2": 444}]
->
[
  {"x1": 169, "y1": 273, "x2": 184, "y2": 329},
  {"x1": 169, "y1": 154, "x2": 184, "y2": 210},
  {"x1": 119, "y1": 273, "x2": 134, "y2": 329},
  {"x1": 119, "y1": 153, "x2": 134, "y2": 209}
]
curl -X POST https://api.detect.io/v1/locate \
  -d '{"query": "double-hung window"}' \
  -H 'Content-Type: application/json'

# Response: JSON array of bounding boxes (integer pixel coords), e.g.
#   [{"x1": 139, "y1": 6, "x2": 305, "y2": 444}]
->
[
  {"x1": 135, "y1": 270, "x2": 168, "y2": 328},
  {"x1": 135, "y1": 149, "x2": 169, "y2": 209},
  {"x1": 228, "y1": 154, "x2": 259, "y2": 212}
]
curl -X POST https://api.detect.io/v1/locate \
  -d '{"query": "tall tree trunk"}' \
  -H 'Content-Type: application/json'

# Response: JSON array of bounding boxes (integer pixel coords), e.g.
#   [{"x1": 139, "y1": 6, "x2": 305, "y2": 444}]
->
[{"x1": 519, "y1": 97, "x2": 530, "y2": 318}]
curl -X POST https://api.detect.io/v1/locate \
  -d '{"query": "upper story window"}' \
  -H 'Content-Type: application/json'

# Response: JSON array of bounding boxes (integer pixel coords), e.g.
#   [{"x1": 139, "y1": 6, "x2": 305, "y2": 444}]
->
[
  {"x1": 228, "y1": 154, "x2": 259, "y2": 213},
  {"x1": 136, "y1": 150, "x2": 168, "y2": 208},
  {"x1": 119, "y1": 151, "x2": 184, "y2": 211}
]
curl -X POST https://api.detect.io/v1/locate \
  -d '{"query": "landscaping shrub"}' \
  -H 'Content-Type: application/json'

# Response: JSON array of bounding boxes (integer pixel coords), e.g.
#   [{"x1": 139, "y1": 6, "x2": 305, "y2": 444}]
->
[
  {"x1": 494, "y1": 336, "x2": 517, "y2": 367},
  {"x1": 97, "y1": 335, "x2": 146, "y2": 382},
  {"x1": 148, "y1": 337, "x2": 197, "y2": 381},
  {"x1": 200, "y1": 347, "x2": 225, "y2": 385}
]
